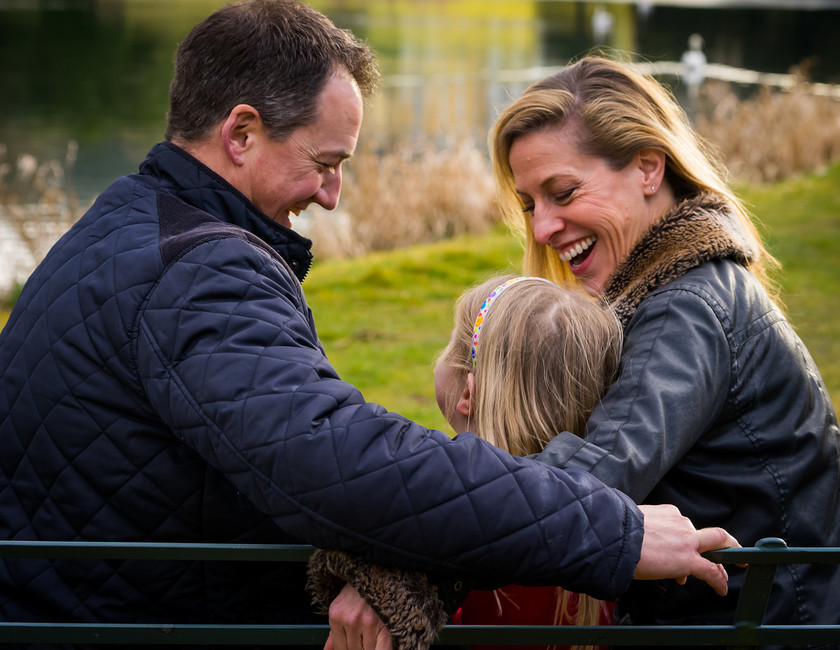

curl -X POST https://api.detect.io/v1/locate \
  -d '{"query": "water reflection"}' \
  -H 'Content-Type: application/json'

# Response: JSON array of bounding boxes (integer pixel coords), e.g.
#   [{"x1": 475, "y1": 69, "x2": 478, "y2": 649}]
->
[{"x1": 0, "y1": 0, "x2": 838, "y2": 200}]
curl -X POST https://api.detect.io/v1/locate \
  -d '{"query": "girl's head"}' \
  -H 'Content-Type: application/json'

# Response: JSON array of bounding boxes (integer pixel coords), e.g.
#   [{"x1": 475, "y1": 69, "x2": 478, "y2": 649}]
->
[
  {"x1": 490, "y1": 55, "x2": 775, "y2": 293},
  {"x1": 434, "y1": 275, "x2": 622, "y2": 455}
]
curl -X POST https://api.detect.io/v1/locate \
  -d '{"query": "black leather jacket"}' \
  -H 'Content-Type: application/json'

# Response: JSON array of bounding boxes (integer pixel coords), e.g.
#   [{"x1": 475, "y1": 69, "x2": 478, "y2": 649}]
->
[{"x1": 535, "y1": 195, "x2": 840, "y2": 640}]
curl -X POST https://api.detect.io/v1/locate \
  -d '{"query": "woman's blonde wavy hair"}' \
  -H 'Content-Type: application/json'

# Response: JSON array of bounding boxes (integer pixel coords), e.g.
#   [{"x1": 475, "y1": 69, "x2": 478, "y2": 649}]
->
[
  {"x1": 437, "y1": 275, "x2": 622, "y2": 639},
  {"x1": 490, "y1": 54, "x2": 778, "y2": 293}
]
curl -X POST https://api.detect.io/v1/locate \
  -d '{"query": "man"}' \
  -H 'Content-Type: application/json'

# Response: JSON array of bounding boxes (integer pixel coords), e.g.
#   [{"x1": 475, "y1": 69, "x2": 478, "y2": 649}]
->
[{"x1": 0, "y1": 0, "x2": 735, "y2": 643}]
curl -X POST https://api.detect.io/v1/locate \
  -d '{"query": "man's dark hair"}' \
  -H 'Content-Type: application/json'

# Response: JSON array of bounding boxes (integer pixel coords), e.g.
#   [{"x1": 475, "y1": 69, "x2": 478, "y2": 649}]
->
[{"x1": 165, "y1": 0, "x2": 380, "y2": 142}]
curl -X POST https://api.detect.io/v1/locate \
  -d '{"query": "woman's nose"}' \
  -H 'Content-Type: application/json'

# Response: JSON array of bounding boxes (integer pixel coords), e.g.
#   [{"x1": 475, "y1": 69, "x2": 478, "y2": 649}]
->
[{"x1": 531, "y1": 207, "x2": 564, "y2": 246}]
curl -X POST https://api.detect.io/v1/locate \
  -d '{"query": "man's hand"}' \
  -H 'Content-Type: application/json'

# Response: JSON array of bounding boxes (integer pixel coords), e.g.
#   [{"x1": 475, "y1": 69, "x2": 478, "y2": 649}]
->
[
  {"x1": 324, "y1": 583, "x2": 393, "y2": 650},
  {"x1": 635, "y1": 504, "x2": 741, "y2": 596}
]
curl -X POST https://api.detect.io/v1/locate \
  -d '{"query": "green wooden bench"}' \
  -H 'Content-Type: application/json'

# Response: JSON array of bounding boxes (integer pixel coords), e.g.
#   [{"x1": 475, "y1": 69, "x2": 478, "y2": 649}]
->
[{"x1": 1, "y1": 537, "x2": 839, "y2": 647}]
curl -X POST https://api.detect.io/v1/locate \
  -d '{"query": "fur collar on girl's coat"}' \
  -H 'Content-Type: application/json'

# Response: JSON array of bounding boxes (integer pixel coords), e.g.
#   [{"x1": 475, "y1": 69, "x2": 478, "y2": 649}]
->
[
  {"x1": 307, "y1": 549, "x2": 453, "y2": 650},
  {"x1": 603, "y1": 192, "x2": 753, "y2": 329}
]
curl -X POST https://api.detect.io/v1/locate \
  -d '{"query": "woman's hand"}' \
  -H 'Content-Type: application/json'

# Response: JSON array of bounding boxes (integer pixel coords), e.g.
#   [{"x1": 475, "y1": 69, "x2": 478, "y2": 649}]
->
[
  {"x1": 324, "y1": 583, "x2": 393, "y2": 650},
  {"x1": 635, "y1": 504, "x2": 741, "y2": 596}
]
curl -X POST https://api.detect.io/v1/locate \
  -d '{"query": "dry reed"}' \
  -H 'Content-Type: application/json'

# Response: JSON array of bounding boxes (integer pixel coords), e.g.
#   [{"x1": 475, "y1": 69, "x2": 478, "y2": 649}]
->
[
  {"x1": 306, "y1": 79, "x2": 840, "y2": 258},
  {"x1": 696, "y1": 80, "x2": 840, "y2": 185},
  {"x1": 303, "y1": 136, "x2": 499, "y2": 260},
  {"x1": 1, "y1": 78, "x2": 839, "y2": 296},
  {"x1": 0, "y1": 143, "x2": 80, "y2": 298}
]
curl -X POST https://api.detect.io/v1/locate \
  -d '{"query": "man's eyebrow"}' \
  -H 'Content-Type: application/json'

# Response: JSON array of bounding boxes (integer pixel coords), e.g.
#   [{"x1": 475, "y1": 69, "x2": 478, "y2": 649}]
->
[{"x1": 321, "y1": 149, "x2": 353, "y2": 162}]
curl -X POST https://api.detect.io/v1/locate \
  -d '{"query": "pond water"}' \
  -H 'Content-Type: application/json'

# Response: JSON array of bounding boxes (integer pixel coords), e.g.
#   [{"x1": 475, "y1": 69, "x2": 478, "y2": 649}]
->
[{"x1": 1, "y1": 0, "x2": 839, "y2": 201}]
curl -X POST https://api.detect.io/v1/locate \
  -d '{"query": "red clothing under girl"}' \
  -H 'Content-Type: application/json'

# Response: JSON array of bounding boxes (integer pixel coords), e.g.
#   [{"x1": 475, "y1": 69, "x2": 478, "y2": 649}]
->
[{"x1": 454, "y1": 585, "x2": 613, "y2": 650}]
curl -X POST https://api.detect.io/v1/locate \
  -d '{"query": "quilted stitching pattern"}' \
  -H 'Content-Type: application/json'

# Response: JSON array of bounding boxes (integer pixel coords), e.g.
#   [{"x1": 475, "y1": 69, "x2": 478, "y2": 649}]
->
[{"x1": 0, "y1": 143, "x2": 643, "y2": 627}]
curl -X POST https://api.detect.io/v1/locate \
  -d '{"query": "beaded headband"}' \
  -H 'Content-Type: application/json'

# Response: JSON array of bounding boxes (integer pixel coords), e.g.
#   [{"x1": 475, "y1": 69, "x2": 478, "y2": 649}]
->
[{"x1": 471, "y1": 276, "x2": 554, "y2": 367}]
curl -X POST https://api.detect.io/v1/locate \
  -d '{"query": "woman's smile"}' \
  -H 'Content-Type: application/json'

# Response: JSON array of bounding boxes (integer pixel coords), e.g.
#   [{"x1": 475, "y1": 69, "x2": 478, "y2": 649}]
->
[
  {"x1": 559, "y1": 235, "x2": 597, "y2": 266},
  {"x1": 510, "y1": 126, "x2": 665, "y2": 294}
]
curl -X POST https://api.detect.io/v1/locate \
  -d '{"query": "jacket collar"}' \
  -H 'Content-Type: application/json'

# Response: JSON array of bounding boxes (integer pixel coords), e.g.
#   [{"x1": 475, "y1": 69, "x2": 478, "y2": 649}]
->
[
  {"x1": 139, "y1": 141, "x2": 314, "y2": 282},
  {"x1": 603, "y1": 193, "x2": 752, "y2": 328}
]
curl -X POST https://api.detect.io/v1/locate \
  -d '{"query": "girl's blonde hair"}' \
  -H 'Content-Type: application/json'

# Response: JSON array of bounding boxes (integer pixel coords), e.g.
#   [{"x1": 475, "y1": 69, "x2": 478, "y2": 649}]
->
[
  {"x1": 439, "y1": 275, "x2": 622, "y2": 456},
  {"x1": 490, "y1": 54, "x2": 778, "y2": 293},
  {"x1": 438, "y1": 275, "x2": 622, "y2": 639}
]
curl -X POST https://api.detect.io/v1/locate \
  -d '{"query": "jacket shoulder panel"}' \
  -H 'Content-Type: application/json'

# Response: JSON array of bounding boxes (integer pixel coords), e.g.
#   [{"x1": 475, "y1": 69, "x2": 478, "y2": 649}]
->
[{"x1": 157, "y1": 192, "x2": 296, "y2": 282}]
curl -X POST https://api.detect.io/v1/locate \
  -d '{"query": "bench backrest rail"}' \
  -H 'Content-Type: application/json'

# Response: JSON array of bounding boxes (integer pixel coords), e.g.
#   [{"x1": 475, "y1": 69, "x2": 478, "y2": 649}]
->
[{"x1": 1, "y1": 537, "x2": 839, "y2": 647}]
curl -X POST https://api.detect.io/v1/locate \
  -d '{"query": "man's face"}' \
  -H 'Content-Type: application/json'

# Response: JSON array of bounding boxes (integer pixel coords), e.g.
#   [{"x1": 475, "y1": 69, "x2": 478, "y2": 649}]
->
[{"x1": 246, "y1": 69, "x2": 364, "y2": 228}]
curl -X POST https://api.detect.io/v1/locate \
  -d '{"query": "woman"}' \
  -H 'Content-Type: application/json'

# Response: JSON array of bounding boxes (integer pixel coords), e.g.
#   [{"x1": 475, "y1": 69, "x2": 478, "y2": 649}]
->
[
  {"x1": 491, "y1": 55, "x2": 840, "y2": 635},
  {"x1": 308, "y1": 274, "x2": 625, "y2": 650}
]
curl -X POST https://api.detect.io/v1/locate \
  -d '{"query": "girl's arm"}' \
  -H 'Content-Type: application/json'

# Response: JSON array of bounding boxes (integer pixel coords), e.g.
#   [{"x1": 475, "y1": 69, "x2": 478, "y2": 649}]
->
[{"x1": 307, "y1": 550, "x2": 462, "y2": 650}]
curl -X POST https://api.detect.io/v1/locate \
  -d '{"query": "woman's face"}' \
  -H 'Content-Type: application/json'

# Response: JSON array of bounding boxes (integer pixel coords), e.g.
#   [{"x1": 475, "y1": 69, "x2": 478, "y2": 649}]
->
[{"x1": 509, "y1": 125, "x2": 662, "y2": 295}]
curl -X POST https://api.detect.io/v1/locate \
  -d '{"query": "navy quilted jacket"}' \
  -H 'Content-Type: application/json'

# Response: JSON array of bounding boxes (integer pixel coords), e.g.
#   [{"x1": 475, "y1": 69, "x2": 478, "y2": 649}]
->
[{"x1": 0, "y1": 142, "x2": 642, "y2": 632}]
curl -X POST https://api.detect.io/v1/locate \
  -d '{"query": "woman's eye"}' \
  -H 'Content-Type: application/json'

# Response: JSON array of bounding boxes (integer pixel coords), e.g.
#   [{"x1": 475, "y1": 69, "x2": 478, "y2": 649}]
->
[{"x1": 554, "y1": 188, "x2": 575, "y2": 204}]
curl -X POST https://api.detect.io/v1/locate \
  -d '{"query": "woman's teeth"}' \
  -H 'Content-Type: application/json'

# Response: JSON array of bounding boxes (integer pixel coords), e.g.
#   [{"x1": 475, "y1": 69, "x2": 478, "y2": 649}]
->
[{"x1": 560, "y1": 235, "x2": 597, "y2": 263}]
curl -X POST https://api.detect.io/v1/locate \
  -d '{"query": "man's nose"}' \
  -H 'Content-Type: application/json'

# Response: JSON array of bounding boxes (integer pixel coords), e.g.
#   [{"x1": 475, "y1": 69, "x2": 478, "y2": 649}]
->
[{"x1": 315, "y1": 169, "x2": 342, "y2": 211}]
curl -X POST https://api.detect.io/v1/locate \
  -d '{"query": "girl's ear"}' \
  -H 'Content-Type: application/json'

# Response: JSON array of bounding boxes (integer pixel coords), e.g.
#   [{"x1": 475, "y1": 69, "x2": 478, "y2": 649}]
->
[{"x1": 456, "y1": 372, "x2": 476, "y2": 417}]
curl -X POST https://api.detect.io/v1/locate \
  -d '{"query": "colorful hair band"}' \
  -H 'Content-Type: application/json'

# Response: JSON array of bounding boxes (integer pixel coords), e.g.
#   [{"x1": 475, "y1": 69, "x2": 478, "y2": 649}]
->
[{"x1": 471, "y1": 276, "x2": 554, "y2": 367}]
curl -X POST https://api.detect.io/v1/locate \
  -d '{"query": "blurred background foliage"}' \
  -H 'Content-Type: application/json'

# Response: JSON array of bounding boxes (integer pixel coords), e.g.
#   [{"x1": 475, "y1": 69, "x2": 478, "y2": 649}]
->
[{"x1": 1, "y1": 0, "x2": 838, "y2": 422}]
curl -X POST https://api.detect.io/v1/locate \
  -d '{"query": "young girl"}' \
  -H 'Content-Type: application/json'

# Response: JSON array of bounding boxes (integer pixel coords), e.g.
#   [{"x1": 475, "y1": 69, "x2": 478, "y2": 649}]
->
[
  {"x1": 435, "y1": 275, "x2": 621, "y2": 650},
  {"x1": 308, "y1": 275, "x2": 623, "y2": 650}
]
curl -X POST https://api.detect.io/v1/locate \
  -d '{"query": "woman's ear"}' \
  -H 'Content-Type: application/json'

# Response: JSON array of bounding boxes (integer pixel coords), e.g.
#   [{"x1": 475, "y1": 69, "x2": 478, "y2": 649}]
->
[
  {"x1": 456, "y1": 372, "x2": 476, "y2": 417},
  {"x1": 221, "y1": 104, "x2": 261, "y2": 166},
  {"x1": 638, "y1": 148, "x2": 667, "y2": 194}
]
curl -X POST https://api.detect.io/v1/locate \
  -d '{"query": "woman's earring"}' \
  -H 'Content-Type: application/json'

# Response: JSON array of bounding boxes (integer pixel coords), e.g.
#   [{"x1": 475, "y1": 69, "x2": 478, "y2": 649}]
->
[{"x1": 650, "y1": 185, "x2": 656, "y2": 191}]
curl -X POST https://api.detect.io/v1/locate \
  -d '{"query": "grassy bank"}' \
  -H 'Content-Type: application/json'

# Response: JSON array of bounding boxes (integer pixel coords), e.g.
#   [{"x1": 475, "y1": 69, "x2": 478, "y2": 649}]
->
[
  {"x1": 740, "y1": 164, "x2": 840, "y2": 408},
  {"x1": 304, "y1": 222, "x2": 525, "y2": 432}
]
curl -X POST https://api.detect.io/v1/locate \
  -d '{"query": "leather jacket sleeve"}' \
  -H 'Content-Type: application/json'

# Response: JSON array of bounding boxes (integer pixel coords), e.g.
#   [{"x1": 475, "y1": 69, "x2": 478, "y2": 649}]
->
[{"x1": 534, "y1": 284, "x2": 731, "y2": 503}]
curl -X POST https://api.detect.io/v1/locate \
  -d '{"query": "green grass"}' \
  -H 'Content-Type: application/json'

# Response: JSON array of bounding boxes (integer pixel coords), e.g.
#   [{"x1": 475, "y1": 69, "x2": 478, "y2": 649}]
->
[
  {"x1": 739, "y1": 164, "x2": 840, "y2": 408},
  {"x1": 304, "y1": 223, "x2": 526, "y2": 432},
  {"x1": 2, "y1": 163, "x2": 838, "y2": 430}
]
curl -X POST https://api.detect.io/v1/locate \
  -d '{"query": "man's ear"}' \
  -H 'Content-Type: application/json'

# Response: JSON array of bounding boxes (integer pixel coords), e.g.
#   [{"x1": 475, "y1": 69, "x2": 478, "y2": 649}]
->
[
  {"x1": 637, "y1": 147, "x2": 667, "y2": 193},
  {"x1": 456, "y1": 372, "x2": 476, "y2": 417},
  {"x1": 221, "y1": 104, "x2": 261, "y2": 166}
]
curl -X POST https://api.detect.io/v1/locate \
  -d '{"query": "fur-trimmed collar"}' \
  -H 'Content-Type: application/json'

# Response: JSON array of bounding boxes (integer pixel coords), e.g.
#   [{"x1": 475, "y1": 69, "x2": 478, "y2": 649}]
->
[{"x1": 603, "y1": 193, "x2": 753, "y2": 328}]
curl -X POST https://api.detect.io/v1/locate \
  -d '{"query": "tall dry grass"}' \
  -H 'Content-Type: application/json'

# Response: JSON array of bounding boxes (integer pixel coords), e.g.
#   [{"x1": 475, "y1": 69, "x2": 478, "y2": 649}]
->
[
  {"x1": 0, "y1": 143, "x2": 81, "y2": 300},
  {"x1": 306, "y1": 80, "x2": 840, "y2": 259},
  {"x1": 1, "y1": 78, "x2": 839, "y2": 297},
  {"x1": 696, "y1": 80, "x2": 840, "y2": 185},
  {"x1": 303, "y1": 136, "x2": 499, "y2": 260}
]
